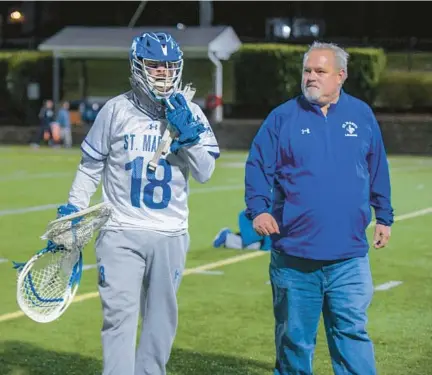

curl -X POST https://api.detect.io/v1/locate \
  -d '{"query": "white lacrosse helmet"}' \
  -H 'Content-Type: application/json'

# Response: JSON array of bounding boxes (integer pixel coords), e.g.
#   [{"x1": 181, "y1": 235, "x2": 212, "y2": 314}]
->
[{"x1": 129, "y1": 32, "x2": 184, "y2": 102}]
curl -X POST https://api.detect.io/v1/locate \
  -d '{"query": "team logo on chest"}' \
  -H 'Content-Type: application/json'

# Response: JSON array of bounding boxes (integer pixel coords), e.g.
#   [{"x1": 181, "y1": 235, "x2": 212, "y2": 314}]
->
[{"x1": 342, "y1": 121, "x2": 358, "y2": 137}]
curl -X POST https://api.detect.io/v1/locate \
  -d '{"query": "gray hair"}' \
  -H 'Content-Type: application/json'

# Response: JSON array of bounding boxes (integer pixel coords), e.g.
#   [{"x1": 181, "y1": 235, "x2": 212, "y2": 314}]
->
[{"x1": 303, "y1": 41, "x2": 349, "y2": 81}]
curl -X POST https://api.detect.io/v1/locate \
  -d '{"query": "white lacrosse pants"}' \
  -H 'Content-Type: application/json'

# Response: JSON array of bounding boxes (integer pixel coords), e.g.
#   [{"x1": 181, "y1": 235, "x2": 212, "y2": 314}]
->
[{"x1": 95, "y1": 229, "x2": 189, "y2": 375}]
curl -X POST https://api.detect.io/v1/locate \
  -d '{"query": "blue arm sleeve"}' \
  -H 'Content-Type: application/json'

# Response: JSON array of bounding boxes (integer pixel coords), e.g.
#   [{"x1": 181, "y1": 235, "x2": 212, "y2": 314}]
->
[
  {"x1": 368, "y1": 114, "x2": 394, "y2": 226},
  {"x1": 245, "y1": 112, "x2": 278, "y2": 220}
]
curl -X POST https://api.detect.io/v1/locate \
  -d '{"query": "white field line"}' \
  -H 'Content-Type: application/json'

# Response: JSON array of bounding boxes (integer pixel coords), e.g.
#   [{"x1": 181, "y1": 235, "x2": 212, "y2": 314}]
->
[
  {"x1": 82, "y1": 264, "x2": 97, "y2": 271},
  {"x1": 1, "y1": 206, "x2": 431, "y2": 323},
  {"x1": 0, "y1": 184, "x2": 245, "y2": 217},
  {"x1": 374, "y1": 281, "x2": 403, "y2": 291},
  {"x1": 0, "y1": 203, "x2": 61, "y2": 217},
  {"x1": 393, "y1": 207, "x2": 432, "y2": 221},
  {"x1": 0, "y1": 251, "x2": 265, "y2": 323},
  {"x1": 0, "y1": 172, "x2": 73, "y2": 182},
  {"x1": 192, "y1": 270, "x2": 224, "y2": 275}
]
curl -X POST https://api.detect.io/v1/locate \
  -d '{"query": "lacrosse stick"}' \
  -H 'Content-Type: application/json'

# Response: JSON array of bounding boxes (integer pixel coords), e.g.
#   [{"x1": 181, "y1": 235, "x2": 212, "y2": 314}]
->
[
  {"x1": 15, "y1": 202, "x2": 113, "y2": 323},
  {"x1": 148, "y1": 84, "x2": 196, "y2": 171}
]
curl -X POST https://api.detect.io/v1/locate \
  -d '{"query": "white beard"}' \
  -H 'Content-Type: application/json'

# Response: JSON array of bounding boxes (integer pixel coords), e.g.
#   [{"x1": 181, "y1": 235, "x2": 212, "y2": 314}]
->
[{"x1": 302, "y1": 84, "x2": 323, "y2": 104}]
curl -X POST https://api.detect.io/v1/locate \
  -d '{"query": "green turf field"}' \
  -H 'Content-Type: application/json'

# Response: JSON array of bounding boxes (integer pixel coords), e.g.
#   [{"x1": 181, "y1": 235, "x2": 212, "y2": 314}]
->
[{"x1": 0, "y1": 147, "x2": 431, "y2": 375}]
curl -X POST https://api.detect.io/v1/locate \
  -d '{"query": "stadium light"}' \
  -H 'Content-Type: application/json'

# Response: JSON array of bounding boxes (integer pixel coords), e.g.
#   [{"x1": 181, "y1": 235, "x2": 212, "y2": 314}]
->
[
  {"x1": 8, "y1": 10, "x2": 25, "y2": 23},
  {"x1": 310, "y1": 24, "x2": 320, "y2": 37},
  {"x1": 266, "y1": 17, "x2": 324, "y2": 41},
  {"x1": 292, "y1": 18, "x2": 324, "y2": 39},
  {"x1": 266, "y1": 18, "x2": 292, "y2": 40},
  {"x1": 282, "y1": 25, "x2": 291, "y2": 39}
]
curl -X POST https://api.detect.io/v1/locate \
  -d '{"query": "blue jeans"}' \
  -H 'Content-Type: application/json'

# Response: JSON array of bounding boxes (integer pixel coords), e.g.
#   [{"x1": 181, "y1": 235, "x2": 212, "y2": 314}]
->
[{"x1": 270, "y1": 251, "x2": 376, "y2": 375}]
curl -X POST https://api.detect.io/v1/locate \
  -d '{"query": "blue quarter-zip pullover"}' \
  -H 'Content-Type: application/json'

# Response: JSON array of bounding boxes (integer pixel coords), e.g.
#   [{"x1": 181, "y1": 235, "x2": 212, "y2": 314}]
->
[{"x1": 245, "y1": 90, "x2": 394, "y2": 260}]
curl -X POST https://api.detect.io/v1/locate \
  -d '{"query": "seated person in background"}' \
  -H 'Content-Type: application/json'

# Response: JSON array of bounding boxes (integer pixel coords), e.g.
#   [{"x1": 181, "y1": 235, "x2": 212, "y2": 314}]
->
[
  {"x1": 213, "y1": 209, "x2": 271, "y2": 251},
  {"x1": 56, "y1": 101, "x2": 72, "y2": 148}
]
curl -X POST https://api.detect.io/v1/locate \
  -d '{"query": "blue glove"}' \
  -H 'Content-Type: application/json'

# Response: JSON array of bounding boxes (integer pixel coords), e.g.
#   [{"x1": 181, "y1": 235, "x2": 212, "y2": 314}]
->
[
  {"x1": 47, "y1": 203, "x2": 81, "y2": 250},
  {"x1": 57, "y1": 203, "x2": 80, "y2": 219},
  {"x1": 57, "y1": 203, "x2": 79, "y2": 219},
  {"x1": 163, "y1": 93, "x2": 206, "y2": 147},
  {"x1": 170, "y1": 137, "x2": 201, "y2": 153},
  {"x1": 57, "y1": 203, "x2": 81, "y2": 227}
]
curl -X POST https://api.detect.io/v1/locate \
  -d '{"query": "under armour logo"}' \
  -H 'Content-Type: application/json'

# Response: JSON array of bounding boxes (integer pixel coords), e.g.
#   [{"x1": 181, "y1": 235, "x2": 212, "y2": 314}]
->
[
  {"x1": 301, "y1": 128, "x2": 311, "y2": 134},
  {"x1": 149, "y1": 123, "x2": 158, "y2": 130}
]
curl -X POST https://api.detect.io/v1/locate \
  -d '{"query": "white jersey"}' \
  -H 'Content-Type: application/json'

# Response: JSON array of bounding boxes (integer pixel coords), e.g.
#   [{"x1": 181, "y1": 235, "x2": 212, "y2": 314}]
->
[{"x1": 68, "y1": 91, "x2": 219, "y2": 234}]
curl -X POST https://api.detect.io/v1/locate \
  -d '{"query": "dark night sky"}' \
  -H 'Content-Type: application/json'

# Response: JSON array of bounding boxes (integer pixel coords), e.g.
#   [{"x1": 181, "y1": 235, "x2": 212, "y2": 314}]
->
[{"x1": 1, "y1": 1, "x2": 432, "y2": 43}]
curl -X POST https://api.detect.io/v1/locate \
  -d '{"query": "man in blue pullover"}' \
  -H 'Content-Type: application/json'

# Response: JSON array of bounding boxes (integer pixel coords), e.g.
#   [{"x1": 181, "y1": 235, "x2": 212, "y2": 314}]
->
[{"x1": 245, "y1": 42, "x2": 393, "y2": 375}]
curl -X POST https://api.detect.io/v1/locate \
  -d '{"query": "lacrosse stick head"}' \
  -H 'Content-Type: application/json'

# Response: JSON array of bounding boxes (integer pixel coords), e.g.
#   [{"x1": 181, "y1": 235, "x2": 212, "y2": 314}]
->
[
  {"x1": 41, "y1": 202, "x2": 113, "y2": 251},
  {"x1": 16, "y1": 248, "x2": 83, "y2": 323},
  {"x1": 16, "y1": 202, "x2": 112, "y2": 323}
]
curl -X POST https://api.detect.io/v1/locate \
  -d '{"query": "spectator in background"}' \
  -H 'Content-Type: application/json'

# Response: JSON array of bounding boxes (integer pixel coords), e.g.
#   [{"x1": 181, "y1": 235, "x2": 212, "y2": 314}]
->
[
  {"x1": 56, "y1": 101, "x2": 72, "y2": 148},
  {"x1": 245, "y1": 41, "x2": 394, "y2": 375},
  {"x1": 31, "y1": 99, "x2": 56, "y2": 148}
]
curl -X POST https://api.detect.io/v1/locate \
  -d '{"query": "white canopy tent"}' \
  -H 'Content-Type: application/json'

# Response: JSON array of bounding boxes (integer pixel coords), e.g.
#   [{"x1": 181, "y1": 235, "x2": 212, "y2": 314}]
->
[{"x1": 38, "y1": 25, "x2": 242, "y2": 122}]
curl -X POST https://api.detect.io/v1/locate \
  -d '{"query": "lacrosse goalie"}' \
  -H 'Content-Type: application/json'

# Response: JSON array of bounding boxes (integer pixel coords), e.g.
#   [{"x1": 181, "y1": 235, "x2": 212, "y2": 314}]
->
[{"x1": 55, "y1": 32, "x2": 219, "y2": 375}]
